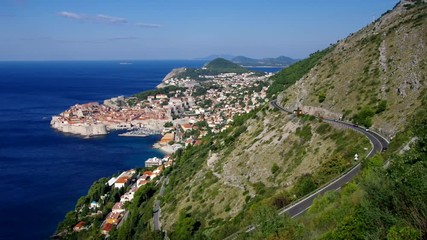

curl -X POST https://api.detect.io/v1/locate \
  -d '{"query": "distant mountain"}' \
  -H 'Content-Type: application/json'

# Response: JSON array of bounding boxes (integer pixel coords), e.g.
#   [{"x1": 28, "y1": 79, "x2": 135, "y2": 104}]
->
[
  {"x1": 203, "y1": 58, "x2": 250, "y2": 74},
  {"x1": 195, "y1": 55, "x2": 298, "y2": 67},
  {"x1": 194, "y1": 54, "x2": 235, "y2": 61},
  {"x1": 163, "y1": 58, "x2": 254, "y2": 82},
  {"x1": 232, "y1": 55, "x2": 298, "y2": 67}
]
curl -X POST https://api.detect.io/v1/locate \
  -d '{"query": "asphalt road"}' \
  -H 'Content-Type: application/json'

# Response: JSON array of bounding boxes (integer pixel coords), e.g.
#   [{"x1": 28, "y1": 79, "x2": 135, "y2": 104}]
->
[
  {"x1": 271, "y1": 100, "x2": 389, "y2": 217},
  {"x1": 224, "y1": 100, "x2": 391, "y2": 239},
  {"x1": 153, "y1": 176, "x2": 168, "y2": 231},
  {"x1": 153, "y1": 200, "x2": 161, "y2": 231},
  {"x1": 225, "y1": 101, "x2": 390, "y2": 239}
]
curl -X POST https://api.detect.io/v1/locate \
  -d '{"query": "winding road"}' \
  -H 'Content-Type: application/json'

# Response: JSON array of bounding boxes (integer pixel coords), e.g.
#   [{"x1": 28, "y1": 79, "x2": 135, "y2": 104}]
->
[
  {"x1": 271, "y1": 100, "x2": 389, "y2": 217},
  {"x1": 225, "y1": 101, "x2": 389, "y2": 238},
  {"x1": 153, "y1": 176, "x2": 168, "y2": 231}
]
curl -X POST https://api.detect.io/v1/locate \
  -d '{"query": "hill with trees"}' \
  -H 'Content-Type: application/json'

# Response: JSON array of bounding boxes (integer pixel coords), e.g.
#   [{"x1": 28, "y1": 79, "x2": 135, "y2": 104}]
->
[{"x1": 167, "y1": 58, "x2": 255, "y2": 81}]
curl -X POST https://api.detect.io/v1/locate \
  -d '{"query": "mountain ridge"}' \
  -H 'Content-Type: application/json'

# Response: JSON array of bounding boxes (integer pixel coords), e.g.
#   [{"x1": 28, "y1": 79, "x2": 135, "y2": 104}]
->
[
  {"x1": 276, "y1": 0, "x2": 427, "y2": 138},
  {"x1": 194, "y1": 55, "x2": 298, "y2": 67}
]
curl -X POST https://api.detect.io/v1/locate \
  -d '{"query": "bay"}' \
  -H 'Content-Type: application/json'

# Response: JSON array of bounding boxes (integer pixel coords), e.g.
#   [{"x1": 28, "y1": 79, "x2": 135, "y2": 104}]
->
[{"x1": 0, "y1": 60, "x2": 204, "y2": 240}]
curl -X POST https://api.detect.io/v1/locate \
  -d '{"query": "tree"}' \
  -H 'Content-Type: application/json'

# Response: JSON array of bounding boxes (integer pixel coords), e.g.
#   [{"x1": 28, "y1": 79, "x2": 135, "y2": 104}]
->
[
  {"x1": 318, "y1": 91, "x2": 326, "y2": 103},
  {"x1": 293, "y1": 174, "x2": 317, "y2": 198},
  {"x1": 375, "y1": 100, "x2": 387, "y2": 114},
  {"x1": 271, "y1": 163, "x2": 280, "y2": 175},
  {"x1": 57, "y1": 211, "x2": 78, "y2": 231},
  {"x1": 352, "y1": 106, "x2": 374, "y2": 127},
  {"x1": 164, "y1": 121, "x2": 173, "y2": 128},
  {"x1": 387, "y1": 225, "x2": 421, "y2": 240},
  {"x1": 172, "y1": 212, "x2": 201, "y2": 240}
]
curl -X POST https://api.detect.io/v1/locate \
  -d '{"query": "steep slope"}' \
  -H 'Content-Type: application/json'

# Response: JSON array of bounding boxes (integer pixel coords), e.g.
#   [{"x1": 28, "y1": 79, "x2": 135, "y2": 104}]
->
[
  {"x1": 277, "y1": 1, "x2": 427, "y2": 138},
  {"x1": 159, "y1": 1, "x2": 427, "y2": 239},
  {"x1": 160, "y1": 107, "x2": 369, "y2": 239}
]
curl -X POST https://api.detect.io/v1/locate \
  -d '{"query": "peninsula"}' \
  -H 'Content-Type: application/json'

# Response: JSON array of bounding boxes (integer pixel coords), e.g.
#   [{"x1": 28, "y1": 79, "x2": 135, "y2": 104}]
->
[{"x1": 51, "y1": 58, "x2": 273, "y2": 152}]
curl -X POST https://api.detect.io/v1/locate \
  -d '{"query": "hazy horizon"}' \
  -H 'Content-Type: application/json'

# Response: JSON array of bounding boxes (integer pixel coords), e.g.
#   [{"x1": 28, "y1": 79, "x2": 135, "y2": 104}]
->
[{"x1": 1, "y1": 0, "x2": 400, "y2": 61}]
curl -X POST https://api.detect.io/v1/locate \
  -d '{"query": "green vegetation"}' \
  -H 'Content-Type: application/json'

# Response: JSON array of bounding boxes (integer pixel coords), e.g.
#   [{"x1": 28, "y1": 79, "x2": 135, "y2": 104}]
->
[
  {"x1": 156, "y1": 104, "x2": 369, "y2": 240},
  {"x1": 267, "y1": 47, "x2": 334, "y2": 98},
  {"x1": 111, "y1": 183, "x2": 160, "y2": 240},
  {"x1": 376, "y1": 100, "x2": 387, "y2": 114},
  {"x1": 295, "y1": 125, "x2": 312, "y2": 143},
  {"x1": 351, "y1": 101, "x2": 388, "y2": 127},
  {"x1": 134, "y1": 86, "x2": 185, "y2": 100},
  {"x1": 171, "y1": 212, "x2": 203, "y2": 240},
  {"x1": 404, "y1": 0, "x2": 426, "y2": 10},
  {"x1": 55, "y1": 168, "x2": 164, "y2": 239},
  {"x1": 318, "y1": 91, "x2": 326, "y2": 103},
  {"x1": 174, "y1": 58, "x2": 254, "y2": 80},
  {"x1": 203, "y1": 58, "x2": 250, "y2": 75},
  {"x1": 233, "y1": 105, "x2": 427, "y2": 239},
  {"x1": 352, "y1": 106, "x2": 375, "y2": 127},
  {"x1": 292, "y1": 174, "x2": 317, "y2": 198},
  {"x1": 164, "y1": 121, "x2": 173, "y2": 128}
]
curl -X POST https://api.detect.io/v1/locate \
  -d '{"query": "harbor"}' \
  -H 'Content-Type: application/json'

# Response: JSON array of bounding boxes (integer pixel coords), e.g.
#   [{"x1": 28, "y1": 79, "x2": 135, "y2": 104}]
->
[{"x1": 118, "y1": 127, "x2": 162, "y2": 137}]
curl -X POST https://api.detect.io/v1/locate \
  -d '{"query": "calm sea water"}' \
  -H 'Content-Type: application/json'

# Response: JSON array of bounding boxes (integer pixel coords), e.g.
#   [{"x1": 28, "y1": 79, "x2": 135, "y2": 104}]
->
[{"x1": 0, "y1": 60, "x2": 281, "y2": 240}]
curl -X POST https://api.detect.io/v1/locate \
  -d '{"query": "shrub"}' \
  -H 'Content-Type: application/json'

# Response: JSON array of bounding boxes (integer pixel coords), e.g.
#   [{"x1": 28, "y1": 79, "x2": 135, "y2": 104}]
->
[
  {"x1": 293, "y1": 174, "x2": 317, "y2": 198},
  {"x1": 376, "y1": 100, "x2": 387, "y2": 114},
  {"x1": 271, "y1": 163, "x2": 280, "y2": 175},
  {"x1": 352, "y1": 106, "x2": 374, "y2": 127},
  {"x1": 318, "y1": 92, "x2": 326, "y2": 103}
]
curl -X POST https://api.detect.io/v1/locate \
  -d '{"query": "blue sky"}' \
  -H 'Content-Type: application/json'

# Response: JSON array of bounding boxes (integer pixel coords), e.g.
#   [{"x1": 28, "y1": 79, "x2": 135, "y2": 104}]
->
[{"x1": 0, "y1": 0, "x2": 399, "y2": 60}]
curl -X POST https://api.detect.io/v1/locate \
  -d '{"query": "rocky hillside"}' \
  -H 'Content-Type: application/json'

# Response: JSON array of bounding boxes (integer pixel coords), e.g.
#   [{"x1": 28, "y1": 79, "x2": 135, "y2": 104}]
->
[
  {"x1": 158, "y1": 1, "x2": 427, "y2": 238},
  {"x1": 278, "y1": 0, "x2": 427, "y2": 138},
  {"x1": 160, "y1": 107, "x2": 369, "y2": 239}
]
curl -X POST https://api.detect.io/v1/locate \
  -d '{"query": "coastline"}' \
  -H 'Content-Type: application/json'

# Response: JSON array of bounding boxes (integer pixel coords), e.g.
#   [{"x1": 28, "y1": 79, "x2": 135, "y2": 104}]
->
[{"x1": 50, "y1": 59, "x2": 274, "y2": 237}]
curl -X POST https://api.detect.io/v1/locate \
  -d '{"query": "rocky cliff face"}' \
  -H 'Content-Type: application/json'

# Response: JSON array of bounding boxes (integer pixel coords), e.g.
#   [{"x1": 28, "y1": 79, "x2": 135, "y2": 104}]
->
[{"x1": 280, "y1": 1, "x2": 427, "y2": 137}]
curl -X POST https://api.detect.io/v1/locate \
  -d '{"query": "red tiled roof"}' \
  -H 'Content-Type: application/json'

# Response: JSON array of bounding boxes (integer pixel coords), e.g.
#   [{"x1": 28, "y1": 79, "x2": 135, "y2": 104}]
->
[
  {"x1": 73, "y1": 221, "x2": 85, "y2": 231},
  {"x1": 115, "y1": 177, "x2": 129, "y2": 184},
  {"x1": 102, "y1": 223, "x2": 113, "y2": 232}
]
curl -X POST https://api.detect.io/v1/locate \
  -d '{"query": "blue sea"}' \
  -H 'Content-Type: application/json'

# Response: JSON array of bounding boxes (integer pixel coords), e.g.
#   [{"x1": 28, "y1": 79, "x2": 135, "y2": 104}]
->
[{"x1": 0, "y1": 60, "x2": 282, "y2": 240}]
